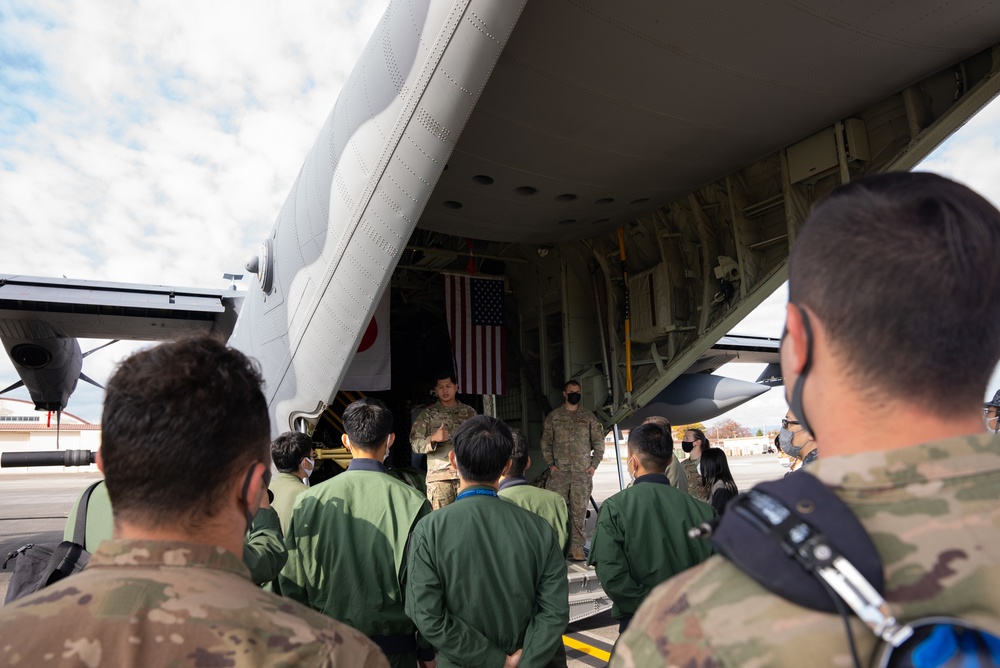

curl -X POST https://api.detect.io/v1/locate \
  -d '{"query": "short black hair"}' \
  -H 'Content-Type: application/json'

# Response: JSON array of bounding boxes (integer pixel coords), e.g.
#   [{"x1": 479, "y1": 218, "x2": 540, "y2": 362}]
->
[
  {"x1": 508, "y1": 427, "x2": 530, "y2": 477},
  {"x1": 563, "y1": 379, "x2": 581, "y2": 391},
  {"x1": 101, "y1": 336, "x2": 270, "y2": 528},
  {"x1": 452, "y1": 415, "x2": 513, "y2": 484},
  {"x1": 642, "y1": 415, "x2": 672, "y2": 431},
  {"x1": 271, "y1": 432, "x2": 313, "y2": 472},
  {"x1": 790, "y1": 172, "x2": 1000, "y2": 413},
  {"x1": 628, "y1": 423, "x2": 673, "y2": 472},
  {"x1": 435, "y1": 373, "x2": 458, "y2": 385},
  {"x1": 342, "y1": 397, "x2": 393, "y2": 452}
]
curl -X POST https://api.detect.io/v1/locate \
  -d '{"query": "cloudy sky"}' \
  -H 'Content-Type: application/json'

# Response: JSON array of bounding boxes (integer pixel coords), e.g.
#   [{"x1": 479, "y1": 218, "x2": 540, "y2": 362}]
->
[{"x1": 2, "y1": 0, "x2": 999, "y2": 427}]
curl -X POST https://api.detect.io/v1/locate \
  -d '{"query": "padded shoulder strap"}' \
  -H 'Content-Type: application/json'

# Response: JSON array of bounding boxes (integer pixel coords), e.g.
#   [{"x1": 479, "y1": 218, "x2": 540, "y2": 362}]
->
[
  {"x1": 72, "y1": 480, "x2": 103, "y2": 545},
  {"x1": 710, "y1": 471, "x2": 884, "y2": 613}
]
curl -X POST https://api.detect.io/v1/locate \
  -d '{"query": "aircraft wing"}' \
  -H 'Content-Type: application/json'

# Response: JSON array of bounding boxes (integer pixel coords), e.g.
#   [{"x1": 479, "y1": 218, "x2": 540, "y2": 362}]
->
[
  {"x1": 0, "y1": 275, "x2": 242, "y2": 341},
  {"x1": 0, "y1": 274, "x2": 243, "y2": 411}
]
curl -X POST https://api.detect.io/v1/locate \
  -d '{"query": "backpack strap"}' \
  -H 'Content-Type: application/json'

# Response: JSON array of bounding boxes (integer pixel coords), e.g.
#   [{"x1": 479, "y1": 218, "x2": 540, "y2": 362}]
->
[{"x1": 72, "y1": 480, "x2": 103, "y2": 546}]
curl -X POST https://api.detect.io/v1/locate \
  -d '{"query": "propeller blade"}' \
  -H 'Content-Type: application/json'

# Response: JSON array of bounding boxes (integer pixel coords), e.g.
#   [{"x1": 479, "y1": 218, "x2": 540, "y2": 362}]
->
[
  {"x1": 0, "y1": 379, "x2": 25, "y2": 396},
  {"x1": 79, "y1": 373, "x2": 105, "y2": 390},
  {"x1": 82, "y1": 339, "x2": 119, "y2": 358}
]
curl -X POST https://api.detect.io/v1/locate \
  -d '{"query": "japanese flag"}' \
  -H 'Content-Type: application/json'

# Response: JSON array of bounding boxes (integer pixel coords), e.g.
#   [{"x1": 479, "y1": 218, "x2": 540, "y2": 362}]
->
[{"x1": 341, "y1": 290, "x2": 391, "y2": 391}]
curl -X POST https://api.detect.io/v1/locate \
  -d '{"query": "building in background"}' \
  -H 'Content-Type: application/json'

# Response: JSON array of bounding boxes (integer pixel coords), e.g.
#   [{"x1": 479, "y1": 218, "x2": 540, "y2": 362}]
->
[{"x1": 0, "y1": 398, "x2": 101, "y2": 474}]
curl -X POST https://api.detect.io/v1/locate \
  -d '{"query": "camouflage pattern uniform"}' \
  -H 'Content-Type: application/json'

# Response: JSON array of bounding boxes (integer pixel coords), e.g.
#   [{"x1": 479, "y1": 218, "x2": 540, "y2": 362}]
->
[
  {"x1": 540, "y1": 405, "x2": 604, "y2": 555},
  {"x1": 611, "y1": 433, "x2": 1000, "y2": 667},
  {"x1": 680, "y1": 455, "x2": 709, "y2": 502},
  {"x1": 0, "y1": 539, "x2": 388, "y2": 668},
  {"x1": 409, "y1": 400, "x2": 476, "y2": 509}
]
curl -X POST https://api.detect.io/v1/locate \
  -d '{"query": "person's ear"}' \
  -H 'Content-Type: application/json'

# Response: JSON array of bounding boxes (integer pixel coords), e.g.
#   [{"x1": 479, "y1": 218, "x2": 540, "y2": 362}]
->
[
  {"x1": 96, "y1": 449, "x2": 105, "y2": 474},
  {"x1": 448, "y1": 450, "x2": 458, "y2": 469},
  {"x1": 242, "y1": 462, "x2": 269, "y2": 513},
  {"x1": 341, "y1": 433, "x2": 355, "y2": 455},
  {"x1": 385, "y1": 433, "x2": 396, "y2": 449},
  {"x1": 782, "y1": 303, "x2": 812, "y2": 376},
  {"x1": 501, "y1": 458, "x2": 513, "y2": 478},
  {"x1": 526, "y1": 454, "x2": 532, "y2": 470}
]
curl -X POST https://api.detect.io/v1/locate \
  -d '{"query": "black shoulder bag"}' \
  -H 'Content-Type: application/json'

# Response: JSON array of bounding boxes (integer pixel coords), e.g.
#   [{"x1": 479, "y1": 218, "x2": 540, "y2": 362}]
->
[{"x1": 2, "y1": 479, "x2": 102, "y2": 604}]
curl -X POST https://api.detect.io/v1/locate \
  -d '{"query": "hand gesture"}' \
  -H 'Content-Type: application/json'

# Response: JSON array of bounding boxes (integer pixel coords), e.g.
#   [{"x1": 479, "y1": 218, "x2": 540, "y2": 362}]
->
[{"x1": 431, "y1": 422, "x2": 451, "y2": 443}]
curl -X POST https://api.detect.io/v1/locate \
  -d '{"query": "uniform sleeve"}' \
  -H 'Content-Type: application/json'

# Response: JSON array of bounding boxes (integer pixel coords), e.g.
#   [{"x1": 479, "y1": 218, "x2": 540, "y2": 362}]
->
[
  {"x1": 277, "y1": 505, "x2": 312, "y2": 606},
  {"x1": 242, "y1": 506, "x2": 287, "y2": 586},
  {"x1": 405, "y1": 527, "x2": 508, "y2": 667},
  {"x1": 667, "y1": 458, "x2": 688, "y2": 492},
  {"x1": 518, "y1": 531, "x2": 570, "y2": 668},
  {"x1": 587, "y1": 503, "x2": 649, "y2": 617},
  {"x1": 409, "y1": 408, "x2": 437, "y2": 454},
  {"x1": 590, "y1": 414, "x2": 605, "y2": 470},
  {"x1": 609, "y1": 568, "x2": 718, "y2": 667},
  {"x1": 540, "y1": 413, "x2": 555, "y2": 468}
]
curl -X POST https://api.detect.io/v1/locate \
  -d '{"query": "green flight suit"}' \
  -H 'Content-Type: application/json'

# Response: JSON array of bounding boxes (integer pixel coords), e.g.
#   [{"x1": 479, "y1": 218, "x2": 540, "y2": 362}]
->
[
  {"x1": 405, "y1": 486, "x2": 570, "y2": 668},
  {"x1": 499, "y1": 476, "x2": 572, "y2": 557},
  {"x1": 588, "y1": 473, "x2": 716, "y2": 621},
  {"x1": 280, "y1": 459, "x2": 433, "y2": 667}
]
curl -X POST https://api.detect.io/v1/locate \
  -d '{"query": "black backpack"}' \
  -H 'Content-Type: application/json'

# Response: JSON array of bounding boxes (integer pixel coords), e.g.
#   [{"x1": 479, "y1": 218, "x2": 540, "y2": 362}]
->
[
  {"x1": 707, "y1": 473, "x2": 1000, "y2": 668},
  {"x1": 3, "y1": 480, "x2": 102, "y2": 603}
]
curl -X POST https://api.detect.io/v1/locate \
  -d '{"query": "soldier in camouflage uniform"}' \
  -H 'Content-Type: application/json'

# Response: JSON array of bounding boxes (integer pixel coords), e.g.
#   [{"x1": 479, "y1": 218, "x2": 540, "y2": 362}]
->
[
  {"x1": 679, "y1": 428, "x2": 710, "y2": 501},
  {"x1": 612, "y1": 173, "x2": 1000, "y2": 666},
  {"x1": 0, "y1": 337, "x2": 387, "y2": 668},
  {"x1": 540, "y1": 379, "x2": 605, "y2": 561},
  {"x1": 409, "y1": 374, "x2": 477, "y2": 509}
]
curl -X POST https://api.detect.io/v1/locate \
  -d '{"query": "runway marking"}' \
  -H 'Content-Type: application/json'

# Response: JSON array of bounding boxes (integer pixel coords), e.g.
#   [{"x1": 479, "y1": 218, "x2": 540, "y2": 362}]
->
[{"x1": 563, "y1": 635, "x2": 611, "y2": 662}]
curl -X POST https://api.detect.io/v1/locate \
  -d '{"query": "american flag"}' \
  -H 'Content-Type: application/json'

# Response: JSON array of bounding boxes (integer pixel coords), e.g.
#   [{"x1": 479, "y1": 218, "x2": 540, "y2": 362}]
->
[{"x1": 443, "y1": 273, "x2": 506, "y2": 395}]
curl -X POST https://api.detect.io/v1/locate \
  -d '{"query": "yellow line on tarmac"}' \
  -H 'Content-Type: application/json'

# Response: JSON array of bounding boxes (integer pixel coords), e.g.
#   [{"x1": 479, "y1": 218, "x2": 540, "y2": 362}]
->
[{"x1": 563, "y1": 635, "x2": 611, "y2": 662}]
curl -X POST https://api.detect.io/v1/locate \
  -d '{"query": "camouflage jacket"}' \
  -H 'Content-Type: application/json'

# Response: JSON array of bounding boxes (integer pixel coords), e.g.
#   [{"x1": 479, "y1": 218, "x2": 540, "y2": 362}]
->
[
  {"x1": 0, "y1": 539, "x2": 389, "y2": 668},
  {"x1": 611, "y1": 433, "x2": 1000, "y2": 667},
  {"x1": 409, "y1": 400, "x2": 476, "y2": 480},
  {"x1": 680, "y1": 456, "x2": 709, "y2": 502},
  {"x1": 539, "y1": 405, "x2": 604, "y2": 472}
]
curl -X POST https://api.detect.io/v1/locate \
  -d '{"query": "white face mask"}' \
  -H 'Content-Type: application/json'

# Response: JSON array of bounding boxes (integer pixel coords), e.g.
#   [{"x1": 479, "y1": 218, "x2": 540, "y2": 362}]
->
[{"x1": 302, "y1": 457, "x2": 315, "y2": 478}]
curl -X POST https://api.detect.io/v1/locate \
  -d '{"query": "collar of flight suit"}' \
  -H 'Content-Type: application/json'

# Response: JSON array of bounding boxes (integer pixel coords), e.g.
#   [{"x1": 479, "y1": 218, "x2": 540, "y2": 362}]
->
[{"x1": 346, "y1": 458, "x2": 388, "y2": 473}]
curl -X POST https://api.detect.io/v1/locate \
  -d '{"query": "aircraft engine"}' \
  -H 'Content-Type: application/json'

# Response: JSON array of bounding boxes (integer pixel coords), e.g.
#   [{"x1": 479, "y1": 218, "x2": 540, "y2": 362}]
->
[{"x1": 0, "y1": 333, "x2": 82, "y2": 411}]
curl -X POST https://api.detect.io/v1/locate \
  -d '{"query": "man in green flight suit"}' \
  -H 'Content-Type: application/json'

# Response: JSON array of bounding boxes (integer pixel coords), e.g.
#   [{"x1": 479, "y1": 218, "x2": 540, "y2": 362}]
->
[
  {"x1": 281, "y1": 397, "x2": 434, "y2": 667},
  {"x1": 499, "y1": 427, "x2": 572, "y2": 556},
  {"x1": 612, "y1": 173, "x2": 1000, "y2": 666},
  {"x1": 588, "y1": 422, "x2": 715, "y2": 632},
  {"x1": 406, "y1": 415, "x2": 570, "y2": 668},
  {"x1": 540, "y1": 379, "x2": 605, "y2": 561},
  {"x1": 409, "y1": 373, "x2": 477, "y2": 509},
  {"x1": 1, "y1": 336, "x2": 385, "y2": 667}
]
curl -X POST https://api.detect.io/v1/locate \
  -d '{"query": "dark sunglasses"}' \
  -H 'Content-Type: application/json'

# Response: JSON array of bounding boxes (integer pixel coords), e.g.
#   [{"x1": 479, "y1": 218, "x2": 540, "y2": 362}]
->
[{"x1": 781, "y1": 418, "x2": 800, "y2": 429}]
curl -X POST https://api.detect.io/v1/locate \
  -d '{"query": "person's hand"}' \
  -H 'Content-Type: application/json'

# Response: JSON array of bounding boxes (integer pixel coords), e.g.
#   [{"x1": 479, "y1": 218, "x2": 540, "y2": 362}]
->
[
  {"x1": 418, "y1": 659, "x2": 437, "y2": 668},
  {"x1": 431, "y1": 423, "x2": 450, "y2": 443},
  {"x1": 504, "y1": 649, "x2": 522, "y2": 668},
  {"x1": 586, "y1": 466, "x2": 596, "y2": 477}
]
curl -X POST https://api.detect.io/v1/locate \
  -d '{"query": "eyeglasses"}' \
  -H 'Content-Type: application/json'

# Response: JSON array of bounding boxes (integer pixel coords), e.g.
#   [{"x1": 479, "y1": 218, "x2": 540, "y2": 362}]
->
[{"x1": 781, "y1": 418, "x2": 801, "y2": 430}]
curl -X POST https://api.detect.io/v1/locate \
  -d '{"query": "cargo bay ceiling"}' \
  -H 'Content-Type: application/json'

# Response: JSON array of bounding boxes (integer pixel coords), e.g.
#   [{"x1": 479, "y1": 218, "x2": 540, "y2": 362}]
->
[{"x1": 417, "y1": 0, "x2": 1000, "y2": 244}]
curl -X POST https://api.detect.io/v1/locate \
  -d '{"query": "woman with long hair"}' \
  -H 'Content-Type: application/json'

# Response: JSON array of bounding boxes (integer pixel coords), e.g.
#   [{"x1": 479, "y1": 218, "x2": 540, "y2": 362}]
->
[{"x1": 699, "y1": 447, "x2": 739, "y2": 516}]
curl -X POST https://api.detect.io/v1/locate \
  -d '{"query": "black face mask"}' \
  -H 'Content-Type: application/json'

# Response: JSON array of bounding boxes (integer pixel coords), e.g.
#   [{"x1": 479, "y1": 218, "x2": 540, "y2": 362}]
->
[
  {"x1": 682, "y1": 440, "x2": 696, "y2": 453},
  {"x1": 566, "y1": 392, "x2": 582, "y2": 405}
]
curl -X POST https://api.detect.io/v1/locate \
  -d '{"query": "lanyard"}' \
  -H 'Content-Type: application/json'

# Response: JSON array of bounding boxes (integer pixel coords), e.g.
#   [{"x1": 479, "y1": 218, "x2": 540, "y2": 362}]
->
[{"x1": 456, "y1": 488, "x2": 498, "y2": 501}]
